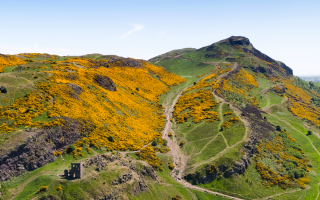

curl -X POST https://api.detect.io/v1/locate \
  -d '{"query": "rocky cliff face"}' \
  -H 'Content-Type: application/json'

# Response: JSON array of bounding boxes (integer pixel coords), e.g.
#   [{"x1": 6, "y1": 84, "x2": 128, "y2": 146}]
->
[
  {"x1": 0, "y1": 118, "x2": 83, "y2": 182},
  {"x1": 226, "y1": 36, "x2": 293, "y2": 76}
]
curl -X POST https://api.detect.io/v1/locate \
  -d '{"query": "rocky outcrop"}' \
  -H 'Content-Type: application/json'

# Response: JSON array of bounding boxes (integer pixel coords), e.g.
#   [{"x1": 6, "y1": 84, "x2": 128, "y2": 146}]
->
[
  {"x1": 88, "y1": 60, "x2": 110, "y2": 68},
  {"x1": 278, "y1": 61, "x2": 293, "y2": 75},
  {"x1": 94, "y1": 74, "x2": 116, "y2": 91},
  {"x1": 141, "y1": 165, "x2": 158, "y2": 180},
  {"x1": 131, "y1": 180, "x2": 148, "y2": 196},
  {"x1": 83, "y1": 155, "x2": 108, "y2": 171},
  {"x1": 109, "y1": 58, "x2": 141, "y2": 68},
  {"x1": 227, "y1": 36, "x2": 250, "y2": 46},
  {"x1": 67, "y1": 83, "x2": 83, "y2": 99},
  {"x1": 111, "y1": 173, "x2": 133, "y2": 185},
  {"x1": 104, "y1": 190, "x2": 119, "y2": 200},
  {"x1": 0, "y1": 118, "x2": 83, "y2": 182}
]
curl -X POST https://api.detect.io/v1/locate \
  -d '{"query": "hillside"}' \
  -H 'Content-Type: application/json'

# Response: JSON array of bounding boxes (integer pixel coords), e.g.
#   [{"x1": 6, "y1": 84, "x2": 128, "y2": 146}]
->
[
  {"x1": 1, "y1": 36, "x2": 320, "y2": 200},
  {"x1": 149, "y1": 36, "x2": 320, "y2": 199}
]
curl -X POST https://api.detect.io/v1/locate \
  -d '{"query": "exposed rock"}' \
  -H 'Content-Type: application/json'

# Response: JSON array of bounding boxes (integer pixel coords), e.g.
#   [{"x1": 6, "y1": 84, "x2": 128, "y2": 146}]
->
[
  {"x1": 0, "y1": 118, "x2": 83, "y2": 181},
  {"x1": 109, "y1": 58, "x2": 141, "y2": 68},
  {"x1": 67, "y1": 83, "x2": 83, "y2": 99},
  {"x1": 65, "y1": 73, "x2": 78, "y2": 80},
  {"x1": 104, "y1": 190, "x2": 118, "y2": 200},
  {"x1": 111, "y1": 173, "x2": 133, "y2": 185},
  {"x1": 227, "y1": 36, "x2": 250, "y2": 46},
  {"x1": 94, "y1": 75, "x2": 116, "y2": 91},
  {"x1": 278, "y1": 61, "x2": 293, "y2": 75},
  {"x1": 131, "y1": 180, "x2": 148, "y2": 196},
  {"x1": 141, "y1": 165, "x2": 158, "y2": 180},
  {"x1": 83, "y1": 155, "x2": 108, "y2": 171},
  {"x1": 88, "y1": 60, "x2": 109, "y2": 68}
]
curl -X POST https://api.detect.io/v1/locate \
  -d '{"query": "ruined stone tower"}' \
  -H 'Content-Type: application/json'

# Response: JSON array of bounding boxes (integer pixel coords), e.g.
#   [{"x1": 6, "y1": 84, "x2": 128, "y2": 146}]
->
[{"x1": 64, "y1": 161, "x2": 83, "y2": 178}]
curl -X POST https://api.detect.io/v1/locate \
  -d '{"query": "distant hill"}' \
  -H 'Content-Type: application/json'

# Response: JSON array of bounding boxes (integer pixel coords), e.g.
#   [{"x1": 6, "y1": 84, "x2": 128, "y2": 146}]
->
[{"x1": 299, "y1": 76, "x2": 320, "y2": 82}]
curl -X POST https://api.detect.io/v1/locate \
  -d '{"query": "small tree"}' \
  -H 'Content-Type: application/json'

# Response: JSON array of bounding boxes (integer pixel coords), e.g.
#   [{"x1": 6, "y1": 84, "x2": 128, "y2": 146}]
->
[
  {"x1": 108, "y1": 135, "x2": 114, "y2": 142},
  {"x1": 0, "y1": 86, "x2": 7, "y2": 93},
  {"x1": 307, "y1": 130, "x2": 312, "y2": 136},
  {"x1": 67, "y1": 144, "x2": 76, "y2": 153},
  {"x1": 163, "y1": 139, "x2": 168, "y2": 146},
  {"x1": 152, "y1": 140, "x2": 158, "y2": 146},
  {"x1": 276, "y1": 125, "x2": 281, "y2": 132}
]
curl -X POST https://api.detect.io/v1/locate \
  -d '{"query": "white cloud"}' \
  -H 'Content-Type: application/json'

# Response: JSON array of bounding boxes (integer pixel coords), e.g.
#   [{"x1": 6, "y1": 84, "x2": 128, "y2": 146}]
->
[{"x1": 120, "y1": 24, "x2": 144, "y2": 39}]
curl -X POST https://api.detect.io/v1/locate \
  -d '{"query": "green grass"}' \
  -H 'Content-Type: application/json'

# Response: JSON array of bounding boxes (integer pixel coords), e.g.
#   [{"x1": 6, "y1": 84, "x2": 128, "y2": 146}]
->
[
  {"x1": 148, "y1": 48, "x2": 196, "y2": 64},
  {"x1": 188, "y1": 136, "x2": 227, "y2": 165},
  {"x1": 221, "y1": 104, "x2": 246, "y2": 146},
  {"x1": 223, "y1": 122, "x2": 246, "y2": 147},
  {"x1": 155, "y1": 57, "x2": 216, "y2": 78},
  {"x1": 268, "y1": 91, "x2": 284, "y2": 106},
  {"x1": 0, "y1": 69, "x2": 51, "y2": 106},
  {"x1": 198, "y1": 161, "x2": 307, "y2": 199},
  {"x1": 14, "y1": 175, "x2": 55, "y2": 200},
  {"x1": 184, "y1": 122, "x2": 220, "y2": 142},
  {"x1": 181, "y1": 42, "x2": 233, "y2": 62}
]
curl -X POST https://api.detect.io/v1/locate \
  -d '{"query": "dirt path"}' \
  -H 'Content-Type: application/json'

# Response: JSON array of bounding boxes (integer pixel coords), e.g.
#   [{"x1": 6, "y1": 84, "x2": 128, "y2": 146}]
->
[
  {"x1": 194, "y1": 134, "x2": 221, "y2": 156},
  {"x1": 255, "y1": 185, "x2": 311, "y2": 200},
  {"x1": 217, "y1": 102, "x2": 229, "y2": 147},
  {"x1": 162, "y1": 86, "x2": 188, "y2": 180},
  {"x1": 8, "y1": 173, "x2": 42, "y2": 200}
]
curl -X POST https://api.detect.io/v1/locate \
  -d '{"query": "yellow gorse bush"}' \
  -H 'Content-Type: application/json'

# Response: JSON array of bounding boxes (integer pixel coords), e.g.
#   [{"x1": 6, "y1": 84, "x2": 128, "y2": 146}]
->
[
  {"x1": 255, "y1": 133, "x2": 311, "y2": 189},
  {"x1": 0, "y1": 54, "x2": 26, "y2": 72}
]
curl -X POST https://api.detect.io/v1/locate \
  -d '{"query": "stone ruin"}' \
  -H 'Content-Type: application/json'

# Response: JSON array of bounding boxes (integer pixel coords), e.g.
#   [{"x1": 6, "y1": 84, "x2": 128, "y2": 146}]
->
[{"x1": 64, "y1": 161, "x2": 83, "y2": 178}]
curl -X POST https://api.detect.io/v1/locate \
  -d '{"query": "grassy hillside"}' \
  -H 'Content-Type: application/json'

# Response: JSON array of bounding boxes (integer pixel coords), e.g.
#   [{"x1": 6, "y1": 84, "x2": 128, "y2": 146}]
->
[{"x1": 149, "y1": 36, "x2": 320, "y2": 199}]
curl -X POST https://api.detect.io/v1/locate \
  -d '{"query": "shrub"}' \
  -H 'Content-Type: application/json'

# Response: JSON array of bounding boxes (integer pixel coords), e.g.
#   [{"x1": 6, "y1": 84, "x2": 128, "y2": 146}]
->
[
  {"x1": 0, "y1": 86, "x2": 7, "y2": 93},
  {"x1": 67, "y1": 144, "x2": 76, "y2": 153},
  {"x1": 151, "y1": 140, "x2": 158, "y2": 146},
  {"x1": 307, "y1": 130, "x2": 312, "y2": 135},
  {"x1": 136, "y1": 87, "x2": 139, "y2": 91},
  {"x1": 56, "y1": 186, "x2": 62, "y2": 191},
  {"x1": 163, "y1": 139, "x2": 168, "y2": 146},
  {"x1": 168, "y1": 132, "x2": 173, "y2": 137},
  {"x1": 169, "y1": 163, "x2": 175, "y2": 170},
  {"x1": 172, "y1": 195, "x2": 182, "y2": 200},
  {"x1": 37, "y1": 186, "x2": 47, "y2": 194},
  {"x1": 276, "y1": 125, "x2": 281, "y2": 131},
  {"x1": 108, "y1": 135, "x2": 114, "y2": 142},
  {"x1": 179, "y1": 141, "x2": 185, "y2": 148}
]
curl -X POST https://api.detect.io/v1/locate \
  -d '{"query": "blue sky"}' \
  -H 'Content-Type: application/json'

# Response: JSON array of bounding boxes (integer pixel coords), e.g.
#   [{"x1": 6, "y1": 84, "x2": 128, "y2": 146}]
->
[{"x1": 0, "y1": 0, "x2": 319, "y2": 75}]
